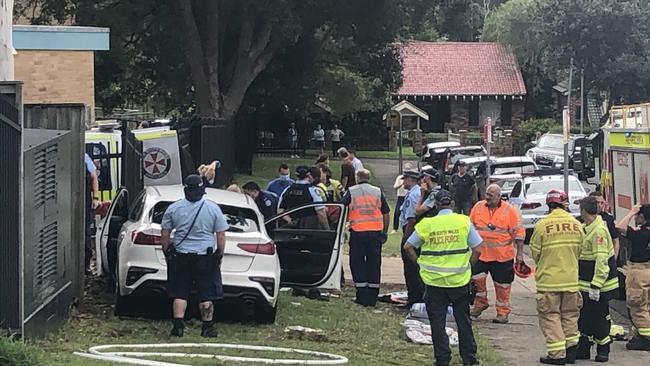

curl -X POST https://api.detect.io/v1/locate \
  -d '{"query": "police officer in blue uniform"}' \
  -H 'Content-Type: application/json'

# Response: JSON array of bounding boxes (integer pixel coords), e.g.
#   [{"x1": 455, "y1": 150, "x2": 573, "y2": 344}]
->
[
  {"x1": 161, "y1": 175, "x2": 229, "y2": 338},
  {"x1": 242, "y1": 181, "x2": 279, "y2": 220},
  {"x1": 84, "y1": 153, "x2": 100, "y2": 274},
  {"x1": 278, "y1": 165, "x2": 329, "y2": 229},
  {"x1": 400, "y1": 170, "x2": 424, "y2": 307}
]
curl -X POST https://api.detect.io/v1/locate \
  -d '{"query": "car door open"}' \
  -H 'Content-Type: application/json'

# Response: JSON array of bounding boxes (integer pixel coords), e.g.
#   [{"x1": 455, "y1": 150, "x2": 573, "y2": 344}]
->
[
  {"x1": 96, "y1": 188, "x2": 128, "y2": 277},
  {"x1": 265, "y1": 203, "x2": 347, "y2": 288}
]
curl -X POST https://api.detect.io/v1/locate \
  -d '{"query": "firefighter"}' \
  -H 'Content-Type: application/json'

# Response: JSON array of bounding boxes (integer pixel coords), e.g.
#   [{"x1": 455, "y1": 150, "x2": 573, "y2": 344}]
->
[
  {"x1": 404, "y1": 190, "x2": 482, "y2": 366},
  {"x1": 399, "y1": 170, "x2": 424, "y2": 307},
  {"x1": 530, "y1": 189, "x2": 584, "y2": 365},
  {"x1": 576, "y1": 196, "x2": 619, "y2": 362},
  {"x1": 342, "y1": 169, "x2": 390, "y2": 306},
  {"x1": 469, "y1": 184, "x2": 525, "y2": 324},
  {"x1": 616, "y1": 203, "x2": 650, "y2": 351}
]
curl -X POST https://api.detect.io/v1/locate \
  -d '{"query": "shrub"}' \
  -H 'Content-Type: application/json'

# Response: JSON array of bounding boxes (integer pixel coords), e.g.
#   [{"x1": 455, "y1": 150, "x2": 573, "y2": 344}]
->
[{"x1": 0, "y1": 338, "x2": 42, "y2": 366}]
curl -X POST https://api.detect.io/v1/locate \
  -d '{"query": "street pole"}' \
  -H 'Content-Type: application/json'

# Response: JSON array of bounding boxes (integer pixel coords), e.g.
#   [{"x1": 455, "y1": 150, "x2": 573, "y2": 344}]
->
[
  {"x1": 565, "y1": 59, "x2": 574, "y2": 195},
  {"x1": 398, "y1": 111, "x2": 403, "y2": 175},
  {"x1": 580, "y1": 68, "x2": 584, "y2": 134},
  {"x1": 485, "y1": 117, "x2": 492, "y2": 183}
]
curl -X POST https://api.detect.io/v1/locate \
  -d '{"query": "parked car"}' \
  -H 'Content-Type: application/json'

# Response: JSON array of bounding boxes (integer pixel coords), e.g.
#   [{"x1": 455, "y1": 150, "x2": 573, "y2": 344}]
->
[
  {"x1": 97, "y1": 185, "x2": 346, "y2": 322},
  {"x1": 446, "y1": 145, "x2": 487, "y2": 170},
  {"x1": 526, "y1": 133, "x2": 596, "y2": 180},
  {"x1": 474, "y1": 156, "x2": 538, "y2": 199},
  {"x1": 419, "y1": 141, "x2": 461, "y2": 168},
  {"x1": 507, "y1": 172, "x2": 589, "y2": 241}
]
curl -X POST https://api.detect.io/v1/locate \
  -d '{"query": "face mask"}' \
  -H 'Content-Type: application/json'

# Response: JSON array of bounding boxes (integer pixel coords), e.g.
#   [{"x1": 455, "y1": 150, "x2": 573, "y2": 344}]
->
[{"x1": 280, "y1": 174, "x2": 290, "y2": 181}]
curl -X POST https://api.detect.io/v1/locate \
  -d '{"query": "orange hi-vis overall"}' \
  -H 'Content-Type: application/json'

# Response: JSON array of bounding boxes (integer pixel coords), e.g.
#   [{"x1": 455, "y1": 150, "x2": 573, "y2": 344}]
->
[
  {"x1": 349, "y1": 184, "x2": 384, "y2": 231},
  {"x1": 470, "y1": 201, "x2": 525, "y2": 316}
]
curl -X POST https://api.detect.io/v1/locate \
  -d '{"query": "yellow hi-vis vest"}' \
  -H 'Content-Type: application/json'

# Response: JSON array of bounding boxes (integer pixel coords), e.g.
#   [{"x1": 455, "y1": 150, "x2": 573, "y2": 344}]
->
[{"x1": 415, "y1": 213, "x2": 472, "y2": 288}]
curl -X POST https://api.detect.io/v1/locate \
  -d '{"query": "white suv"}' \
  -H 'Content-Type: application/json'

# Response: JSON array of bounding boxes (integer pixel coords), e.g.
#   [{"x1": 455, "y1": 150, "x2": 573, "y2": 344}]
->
[{"x1": 97, "y1": 185, "x2": 346, "y2": 322}]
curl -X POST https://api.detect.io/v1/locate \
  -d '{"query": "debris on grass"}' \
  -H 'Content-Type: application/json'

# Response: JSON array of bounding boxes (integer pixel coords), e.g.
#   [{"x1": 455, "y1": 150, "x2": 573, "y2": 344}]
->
[{"x1": 284, "y1": 326, "x2": 326, "y2": 341}]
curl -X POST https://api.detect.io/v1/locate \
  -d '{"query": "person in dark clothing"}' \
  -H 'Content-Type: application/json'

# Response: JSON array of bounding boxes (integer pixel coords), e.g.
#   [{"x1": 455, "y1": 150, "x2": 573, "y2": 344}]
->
[
  {"x1": 339, "y1": 151, "x2": 357, "y2": 189},
  {"x1": 242, "y1": 181, "x2": 278, "y2": 221},
  {"x1": 450, "y1": 161, "x2": 477, "y2": 215}
]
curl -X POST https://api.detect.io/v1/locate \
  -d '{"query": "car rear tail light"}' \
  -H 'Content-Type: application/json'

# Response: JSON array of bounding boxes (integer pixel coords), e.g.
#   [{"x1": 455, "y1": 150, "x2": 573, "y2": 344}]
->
[
  {"x1": 573, "y1": 199, "x2": 581, "y2": 205},
  {"x1": 132, "y1": 231, "x2": 162, "y2": 245},
  {"x1": 126, "y1": 267, "x2": 158, "y2": 286},
  {"x1": 521, "y1": 202, "x2": 542, "y2": 210},
  {"x1": 237, "y1": 241, "x2": 276, "y2": 255},
  {"x1": 490, "y1": 177, "x2": 500, "y2": 183}
]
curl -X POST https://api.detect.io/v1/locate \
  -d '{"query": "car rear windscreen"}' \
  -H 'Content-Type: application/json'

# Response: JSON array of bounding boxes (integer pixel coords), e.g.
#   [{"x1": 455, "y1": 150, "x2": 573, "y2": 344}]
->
[
  {"x1": 525, "y1": 180, "x2": 583, "y2": 195},
  {"x1": 492, "y1": 163, "x2": 536, "y2": 175},
  {"x1": 151, "y1": 201, "x2": 260, "y2": 233}
]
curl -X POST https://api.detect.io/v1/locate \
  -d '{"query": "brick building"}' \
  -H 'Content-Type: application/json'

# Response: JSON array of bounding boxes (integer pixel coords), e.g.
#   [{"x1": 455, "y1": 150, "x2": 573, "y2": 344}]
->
[
  {"x1": 12, "y1": 25, "x2": 110, "y2": 120},
  {"x1": 397, "y1": 41, "x2": 526, "y2": 132}
]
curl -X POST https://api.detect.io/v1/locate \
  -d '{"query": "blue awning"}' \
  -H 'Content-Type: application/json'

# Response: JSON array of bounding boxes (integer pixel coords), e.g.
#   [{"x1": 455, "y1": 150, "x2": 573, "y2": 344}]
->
[{"x1": 13, "y1": 25, "x2": 109, "y2": 51}]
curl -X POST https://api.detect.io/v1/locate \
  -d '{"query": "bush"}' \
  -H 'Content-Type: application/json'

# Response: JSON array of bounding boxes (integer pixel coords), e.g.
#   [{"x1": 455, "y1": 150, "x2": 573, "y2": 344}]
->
[
  {"x1": 0, "y1": 338, "x2": 41, "y2": 366},
  {"x1": 513, "y1": 118, "x2": 558, "y2": 155}
]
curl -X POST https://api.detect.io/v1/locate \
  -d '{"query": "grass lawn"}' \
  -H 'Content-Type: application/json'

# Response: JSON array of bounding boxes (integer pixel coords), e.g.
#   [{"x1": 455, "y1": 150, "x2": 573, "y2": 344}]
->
[
  {"x1": 304, "y1": 149, "x2": 418, "y2": 161},
  {"x1": 26, "y1": 278, "x2": 504, "y2": 366}
]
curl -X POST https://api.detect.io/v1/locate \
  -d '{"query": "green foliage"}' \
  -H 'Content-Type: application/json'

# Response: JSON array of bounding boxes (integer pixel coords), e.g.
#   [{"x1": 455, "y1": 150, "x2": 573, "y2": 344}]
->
[
  {"x1": 0, "y1": 338, "x2": 42, "y2": 366},
  {"x1": 513, "y1": 118, "x2": 558, "y2": 155}
]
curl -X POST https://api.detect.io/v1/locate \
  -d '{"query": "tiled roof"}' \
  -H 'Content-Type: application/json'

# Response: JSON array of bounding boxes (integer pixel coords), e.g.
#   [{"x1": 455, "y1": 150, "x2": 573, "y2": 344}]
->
[{"x1": 397, "y1": 41, "x2": 527, "y2": 96}]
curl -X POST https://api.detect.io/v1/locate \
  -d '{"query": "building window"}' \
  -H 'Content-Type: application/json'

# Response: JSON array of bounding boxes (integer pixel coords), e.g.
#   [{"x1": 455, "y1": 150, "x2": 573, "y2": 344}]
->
[
  {"x1": 469, "y1": 100, "x2": 479, "y2": 127},
  {"x1": 501, "y1": 99, "x2": 512, "y2": 126}
]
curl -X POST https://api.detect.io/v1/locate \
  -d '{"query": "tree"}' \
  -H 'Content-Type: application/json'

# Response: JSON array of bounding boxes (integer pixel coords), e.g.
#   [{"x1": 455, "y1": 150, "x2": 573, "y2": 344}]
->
[
  {"x1": 0, "y1": 0, "x2": 13, "y2": 81},
  {"x1": 435, "y1": 0, "x2": 506, "y2": 41}
]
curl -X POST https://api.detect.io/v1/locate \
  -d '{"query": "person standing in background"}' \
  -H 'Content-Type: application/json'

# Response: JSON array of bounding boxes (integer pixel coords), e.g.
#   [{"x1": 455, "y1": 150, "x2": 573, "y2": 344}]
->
[
  {"x1": 288, "y1": 122, "x2": 299, "y2": 158},
  {"x1": 450, "y1": 161, "x2": 477, "y2": 215},
  {"x1": 339, "y1": 151, "x2": 357, "y2": 190},
  {"x1": 392, "y1": 162, "x2": 415, "y2": 234},
  {"x1": 84, "y1": 153, "x2": 101, "y2": 274},
  {"x1": 313, "y1": 124, "x2": 325, "y2": 154},
  {"x1": 330, "y1": 124, "x2": 345, "y2": 157}
]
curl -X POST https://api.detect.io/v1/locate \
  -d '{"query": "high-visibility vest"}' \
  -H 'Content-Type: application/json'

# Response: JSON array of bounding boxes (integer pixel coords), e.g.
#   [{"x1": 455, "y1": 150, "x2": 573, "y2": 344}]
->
[
  {"x1": 415, "y1": 213, "x2": 472, "y2": 288},
  {"x1": 529, "y1": 209, "x2": 584, "y2": 292},
  {"x1": 348, "y1": 183, "x2": 384, "y2": 231},
  {"x1": 579, "y1": 216, "x2": 618, "y2": 295},
  {"x1": 470, "y1": 201, "x2": 525, "y2": 262}
]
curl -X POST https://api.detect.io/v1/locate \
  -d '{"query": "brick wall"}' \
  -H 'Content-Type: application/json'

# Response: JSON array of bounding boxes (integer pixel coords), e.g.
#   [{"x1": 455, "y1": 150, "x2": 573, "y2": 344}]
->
[
  {"x1": 14, "y1": 50, "x2": 95, "y2": 113},
  {"x1": 449, "y1": 100, "x2": 469, "y2": 130}
]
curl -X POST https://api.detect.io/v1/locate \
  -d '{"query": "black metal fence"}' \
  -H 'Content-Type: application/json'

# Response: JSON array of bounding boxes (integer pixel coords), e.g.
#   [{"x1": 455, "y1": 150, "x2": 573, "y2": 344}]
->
[{"x1": 0, "y1": 83, "x2": 22, "y2": 335}]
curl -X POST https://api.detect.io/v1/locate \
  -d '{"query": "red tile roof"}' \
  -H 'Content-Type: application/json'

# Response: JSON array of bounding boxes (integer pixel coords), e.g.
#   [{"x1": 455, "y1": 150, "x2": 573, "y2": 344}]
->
[{"x1": 398, "y1": 41, "x2": 527, "y2": 96}]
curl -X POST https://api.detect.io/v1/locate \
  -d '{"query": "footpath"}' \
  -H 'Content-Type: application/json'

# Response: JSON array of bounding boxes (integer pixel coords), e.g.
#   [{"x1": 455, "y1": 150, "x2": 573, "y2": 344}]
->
[{"x1": 361, "y1": 157, "x2": 649, "y2": 366}]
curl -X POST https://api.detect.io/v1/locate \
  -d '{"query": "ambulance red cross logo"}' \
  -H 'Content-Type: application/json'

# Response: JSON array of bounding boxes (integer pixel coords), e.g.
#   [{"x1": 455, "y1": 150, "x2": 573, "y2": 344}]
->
[{"x1": 143, "y1": 147, "x2": 172, "y2": 179}]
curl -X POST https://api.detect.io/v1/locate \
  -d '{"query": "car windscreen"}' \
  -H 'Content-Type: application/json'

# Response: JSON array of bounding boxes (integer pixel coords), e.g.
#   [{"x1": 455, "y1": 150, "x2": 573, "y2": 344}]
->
[
  {"x1": 450, "y1": 149, "x2": 485, "y2": 164},
  {"x1": 538, "y1": 135, "x2": 574, "y2": 150},
  {"x1": 525, "y1": 179, "x2": 583, "y2": 195},
  {"x1": 151, "y1": 201, "x2": 260, "y2": 233},
  {"x1": 492, "y1": 163, "x2": 536, "y2": 175}
]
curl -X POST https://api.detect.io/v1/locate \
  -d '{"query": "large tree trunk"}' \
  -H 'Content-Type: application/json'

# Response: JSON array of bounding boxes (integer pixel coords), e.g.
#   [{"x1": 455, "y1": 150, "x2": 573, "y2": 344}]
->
[{"x1": 0, "y1": 0, "x2": 14, "y2": 81}]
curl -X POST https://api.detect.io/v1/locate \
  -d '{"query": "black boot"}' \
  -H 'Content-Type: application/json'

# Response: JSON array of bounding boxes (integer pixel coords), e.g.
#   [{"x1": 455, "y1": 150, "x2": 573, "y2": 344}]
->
[
  {"x1": 539, "y1": 356, "x2": 566, "y2": 365},
  {"x1": 170, "y1": 318, "x2": 184, "y2": 337},
  {"x1": 200, "y1": 320, "x2": 218, "y2": 338},
  {"x1": 595, "y1": 343, "x2": 610, "y2": 362},
  {"x1": 626, "y1": 335, "x2": 650, "y2": 351},
  {"x1": 565, "y1": 345, "x2": 577, "y2": 364},
  {"x1": 576, "y1": 336, "x2": 592, "y2": 360}
]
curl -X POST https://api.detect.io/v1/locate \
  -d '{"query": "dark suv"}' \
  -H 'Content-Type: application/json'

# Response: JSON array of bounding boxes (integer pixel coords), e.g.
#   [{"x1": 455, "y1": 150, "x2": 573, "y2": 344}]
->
[{"x1": 526, "y1": 133, "x2": 595, "y2": 180}]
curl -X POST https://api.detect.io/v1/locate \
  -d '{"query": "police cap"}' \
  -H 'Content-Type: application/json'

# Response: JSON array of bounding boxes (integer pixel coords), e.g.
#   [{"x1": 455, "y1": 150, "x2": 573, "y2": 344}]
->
[
  {"x1": 435, "y1": 189, "x2": 454, "y2": 205},
  {"x1": 402, "y1": 170, "x2": 420, "y2": 180},
  {"x1": 420, "y1": 167, "x2": 440, "y2": 183},
  {"x1": 295, "y1": 165, "x2": 310, "y2": 179}
]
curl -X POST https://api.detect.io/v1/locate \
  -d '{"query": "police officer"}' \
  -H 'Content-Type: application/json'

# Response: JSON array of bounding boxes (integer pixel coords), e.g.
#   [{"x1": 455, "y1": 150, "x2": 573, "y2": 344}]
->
[
  {"x1": 415, "y1": 166, "x2": 442, "y2": 218},
  {"x1": 242, "y1": 181, "x2": 278, "y2": 220},
  {"x1": 616, "y1": 204, "x2": 650, "y2": 351},
  {"x1": 399, "y1": 170, "x2": 423, "y2": 307},
  {"x1": 530, "y1": 190, "x2": 584, "y2": 364},
  {"x1": 84, "y1": 153, "x2": 100, "y2": 274},
  {"x1": 404, "y1": 190, "x2": 482, "y2": 366},
  {"x1": 161, "y1": 175, "x2": 229, "y2": 338},
  {"x1": 278, "y1": 165, "x2": 329, "y2": 229},
  {"x1": 342, "y1": 169, "x2": 390, "y2": 306},
  {"x1": 576, "y1": 196, "x2": 618, "y2": 362}
]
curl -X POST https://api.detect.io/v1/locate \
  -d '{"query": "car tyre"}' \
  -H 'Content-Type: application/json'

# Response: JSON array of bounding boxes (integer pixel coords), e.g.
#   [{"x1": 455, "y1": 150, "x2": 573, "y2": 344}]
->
[
  {"x1": 113, "y1": 258, "x2": 132, "y2": 317},
  {"x1": 254, "y1": 302, "x2": 277, "y2": 324}
]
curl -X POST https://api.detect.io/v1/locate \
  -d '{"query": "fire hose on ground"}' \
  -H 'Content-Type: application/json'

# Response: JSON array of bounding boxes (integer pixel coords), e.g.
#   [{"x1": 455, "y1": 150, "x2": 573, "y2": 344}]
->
[{"x1": 73, "y1": 343, "x2": 349, "y2": 365}]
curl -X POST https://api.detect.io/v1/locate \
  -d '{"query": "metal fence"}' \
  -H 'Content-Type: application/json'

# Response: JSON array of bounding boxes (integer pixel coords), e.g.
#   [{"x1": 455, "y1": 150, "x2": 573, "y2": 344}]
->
[{"x1": 0, "y1": 82, "x2": 22, "y2": 336}]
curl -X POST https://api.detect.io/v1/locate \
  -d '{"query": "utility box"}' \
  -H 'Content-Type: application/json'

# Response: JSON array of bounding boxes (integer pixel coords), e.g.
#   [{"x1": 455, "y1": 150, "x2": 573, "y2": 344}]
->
[{"x1": 21, "y1": 128, "x2": 81, "y2": 338}]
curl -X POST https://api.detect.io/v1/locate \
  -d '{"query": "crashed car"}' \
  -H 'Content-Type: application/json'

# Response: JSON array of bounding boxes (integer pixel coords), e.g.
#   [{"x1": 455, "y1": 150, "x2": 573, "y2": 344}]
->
[{"x1": 97, "y1": 185, "x2": 346, "y2": 322}]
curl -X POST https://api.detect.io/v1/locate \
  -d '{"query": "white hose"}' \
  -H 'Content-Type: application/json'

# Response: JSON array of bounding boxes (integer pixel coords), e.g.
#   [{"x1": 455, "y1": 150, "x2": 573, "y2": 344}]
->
[{"x1": 74, "y1": 343, "x2": 349, "y2": 365}]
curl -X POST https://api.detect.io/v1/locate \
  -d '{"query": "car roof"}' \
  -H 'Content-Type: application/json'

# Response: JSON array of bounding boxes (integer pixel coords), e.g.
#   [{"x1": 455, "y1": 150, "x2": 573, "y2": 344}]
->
[
  {"x1": 491, "y1": 156, "x2": 535, "y2": 164},
  {"x1": 522, "y1": 174, "x2": 579, "y2": 183},
  {"x1": 450, "y1": 145, "x2": 483, "y2": 151},
  {"x1": 147, "y1": 185, "x2": 254, "y2": 207},
  {"x1": 460, "y1": 156, "x2": 488, "y2": 164},
  {"x1": 426, "y1": 141, "x2": 461, "y2": 149},
  {"x1": 542, "y1": 133, "x2": 586, "y2": 140}
]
